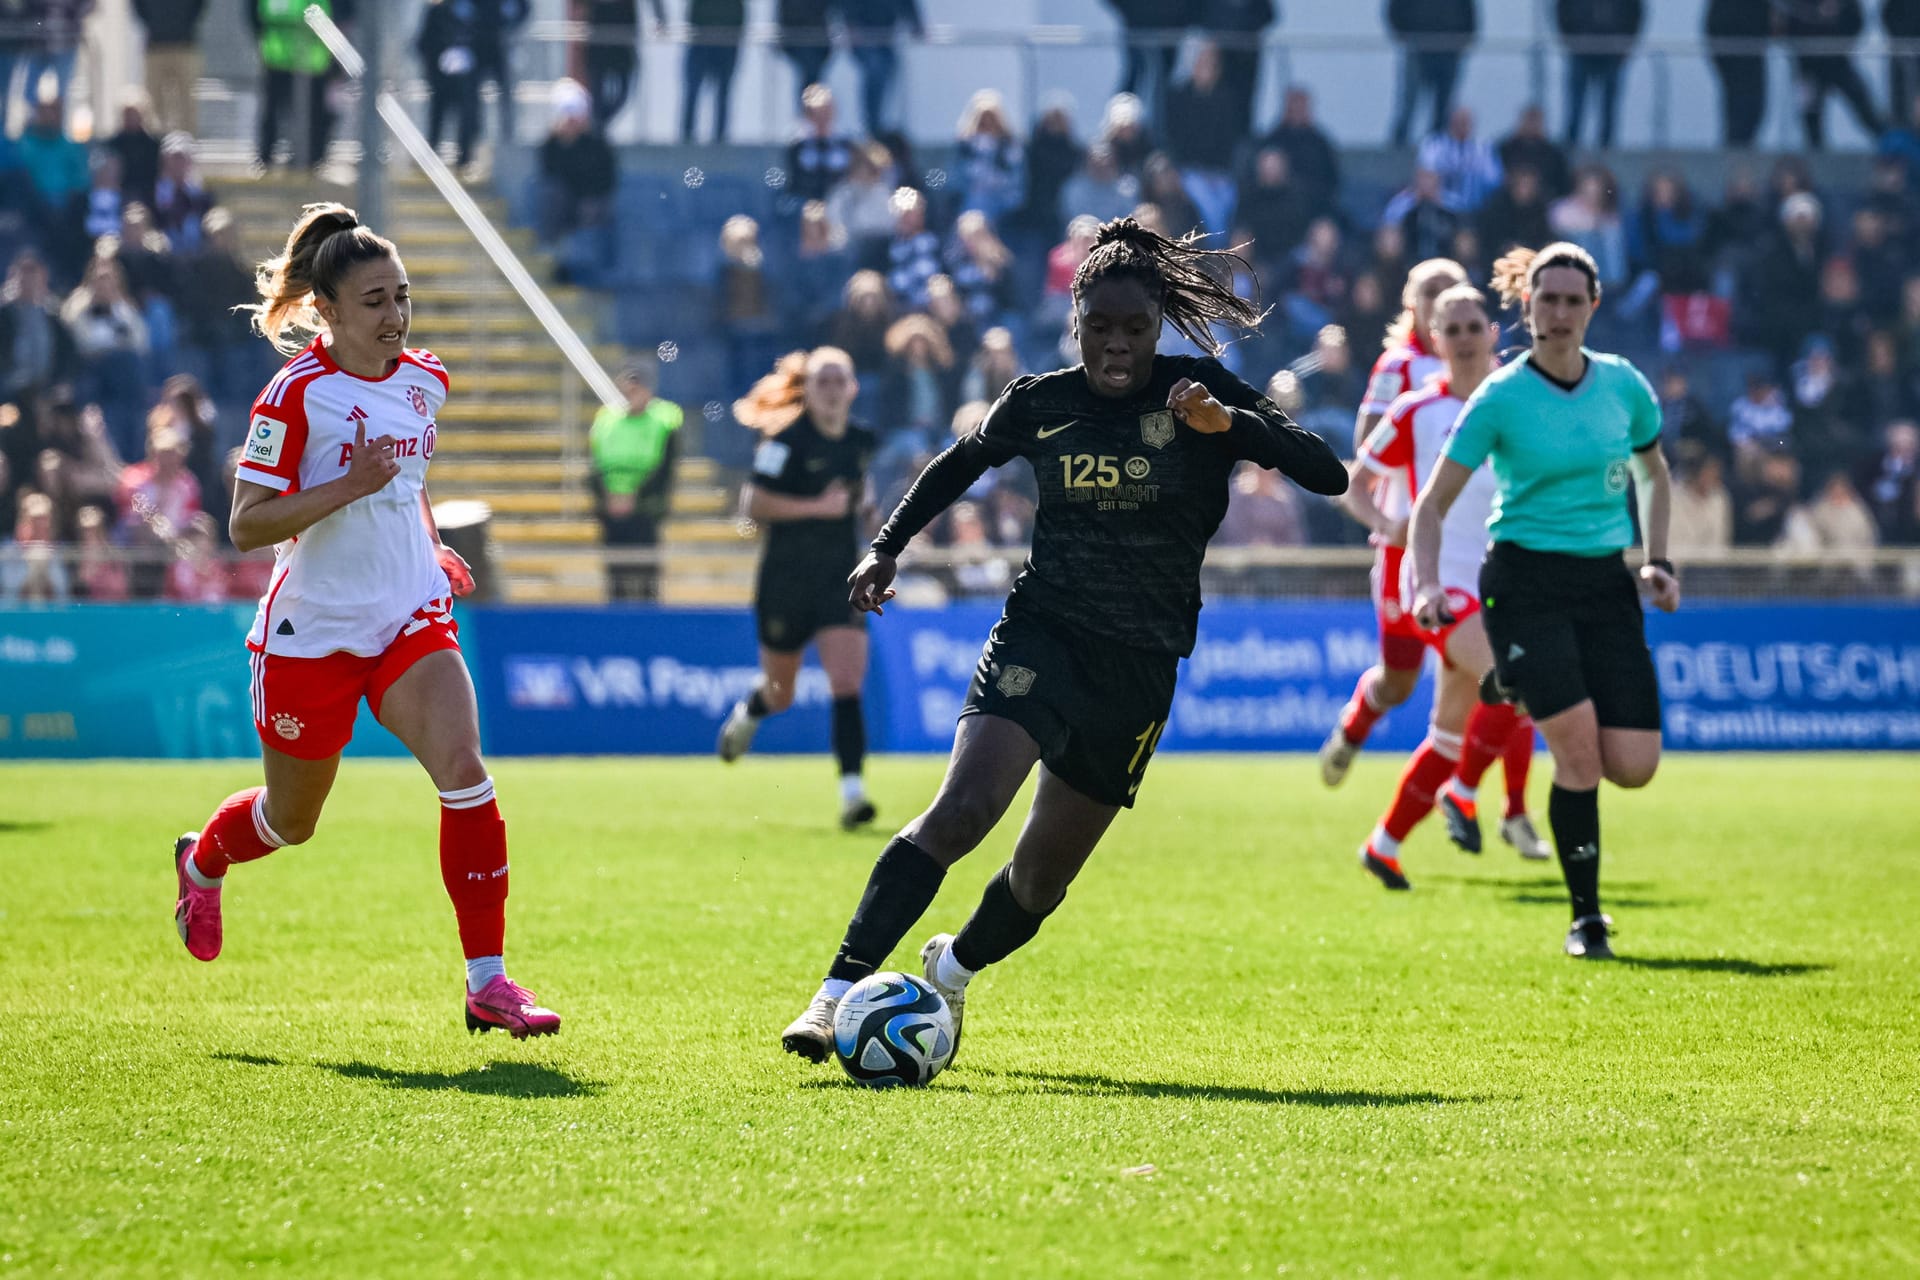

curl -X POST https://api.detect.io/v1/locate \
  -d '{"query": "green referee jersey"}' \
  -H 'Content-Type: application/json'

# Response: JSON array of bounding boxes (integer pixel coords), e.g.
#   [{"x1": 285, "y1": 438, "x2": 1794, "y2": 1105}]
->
[{"x1": 1443, "y1": 348, "x2": 1661, "y2": 555}]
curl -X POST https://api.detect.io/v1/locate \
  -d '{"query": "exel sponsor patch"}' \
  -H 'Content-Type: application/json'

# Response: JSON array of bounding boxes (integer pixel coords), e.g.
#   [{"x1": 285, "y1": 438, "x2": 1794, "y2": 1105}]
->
[{"x1": 245, "y1": 415, "x2": 288, "y2": 467}]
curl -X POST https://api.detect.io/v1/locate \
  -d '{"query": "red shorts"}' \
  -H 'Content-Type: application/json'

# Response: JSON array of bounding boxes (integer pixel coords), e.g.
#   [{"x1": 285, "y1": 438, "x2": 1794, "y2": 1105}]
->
[
  {"x1": 248, "y1": 598, "x2": 461, "y2": 760},
  {"x1": 1416, "y1": 588, "x2": 1482, "y2": 667},
  {"x1": 1373, "y1": 546, "x2": 1425, "y2": 671}
]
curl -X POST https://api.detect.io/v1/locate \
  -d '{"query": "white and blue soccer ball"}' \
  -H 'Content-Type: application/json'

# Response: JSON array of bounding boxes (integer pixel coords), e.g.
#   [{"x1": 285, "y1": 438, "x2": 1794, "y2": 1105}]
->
[{"x1": 832, "y1": 972, "x2": 955, "y2": 1088}]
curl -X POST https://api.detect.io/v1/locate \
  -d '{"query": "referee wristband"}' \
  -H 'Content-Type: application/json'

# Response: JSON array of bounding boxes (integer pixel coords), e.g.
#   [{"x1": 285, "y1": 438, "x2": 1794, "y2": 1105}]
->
[{"x1": 1646, "y1": 557, "x2": 1675, "y2": 578}]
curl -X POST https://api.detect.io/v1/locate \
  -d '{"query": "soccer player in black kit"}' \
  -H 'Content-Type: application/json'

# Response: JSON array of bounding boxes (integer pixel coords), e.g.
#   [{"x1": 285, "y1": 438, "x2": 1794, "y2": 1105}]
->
[
  {"x1": 780, "y1": 219, "x2": 1348, "y2": 1063},
  {"x1": 717, "y1": 347, "x2": 882, "y2": 830}
]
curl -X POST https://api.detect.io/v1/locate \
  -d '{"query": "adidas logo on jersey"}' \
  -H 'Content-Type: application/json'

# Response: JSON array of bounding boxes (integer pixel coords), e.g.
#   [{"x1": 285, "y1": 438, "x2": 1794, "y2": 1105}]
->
[
  {"x1": 345, "y1": 405, "x2": 369, "y2": 423},
  {"x1": 1508, "y1": 643, "x2": 1526, "y2": 660},
  {"x1": 276, "y1": 619, "x2": 296, "y2": 636}
]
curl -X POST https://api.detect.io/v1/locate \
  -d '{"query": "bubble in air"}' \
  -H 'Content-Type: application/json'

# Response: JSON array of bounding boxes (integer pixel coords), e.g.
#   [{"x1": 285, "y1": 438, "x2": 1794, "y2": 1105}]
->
[
  {"x1": 764, "y1": 167, "x2": 788, "y2": 190},
  {"x1": 703, "y1": 400, "x2": 726, "y2": 422},
  {"x1": 656, "y1": 341, "x2": 679, "y2": 363},
  {"x1": 924, "y1": 168, "x2": 948, "y2": 190},
  {"x1": 683, "y1": 166, "x2": 706, "y2": 189}
]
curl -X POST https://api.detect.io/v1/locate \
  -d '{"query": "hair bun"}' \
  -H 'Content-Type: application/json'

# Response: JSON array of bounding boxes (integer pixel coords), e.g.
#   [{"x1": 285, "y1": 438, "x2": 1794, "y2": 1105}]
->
[{"x1": 1091, "y1": 216, "x2": 1149, "y2": 248}]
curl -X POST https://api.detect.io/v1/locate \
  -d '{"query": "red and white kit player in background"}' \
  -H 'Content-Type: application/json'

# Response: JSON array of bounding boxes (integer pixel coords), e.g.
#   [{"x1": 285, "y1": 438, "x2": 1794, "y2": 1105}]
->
[
  {"x1": 1320, "y1": 258, "x2": 1469, "y2": 785},
  {"x1": 170, "y1": 203, "x2": 559, "y2": 1038},
  {"x1": 1342, "y1": 284, "x2": 1551, "y2": 890}
]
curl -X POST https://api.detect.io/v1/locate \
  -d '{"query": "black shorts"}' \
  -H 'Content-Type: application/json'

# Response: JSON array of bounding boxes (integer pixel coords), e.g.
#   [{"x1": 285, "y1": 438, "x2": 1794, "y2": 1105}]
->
[
  {"x1": 755, "y1": 564, "x2": 862, "y2": 653},
  {"x1": 961, "y1": 608, "x2": 1178, "y2": 809},
  {"x1": 1479, "y1": 541, "x2": 1661, "y2": 730}
]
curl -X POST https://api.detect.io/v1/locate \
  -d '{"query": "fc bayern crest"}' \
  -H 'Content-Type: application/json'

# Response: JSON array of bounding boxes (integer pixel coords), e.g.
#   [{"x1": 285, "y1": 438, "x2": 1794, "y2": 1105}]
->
[
  {"x1": 1139, "y1": 410, "x2": 1175, "y2": 449},
  {"x1": 407, "y1": 385, "x2": 430, "y2": 418}
]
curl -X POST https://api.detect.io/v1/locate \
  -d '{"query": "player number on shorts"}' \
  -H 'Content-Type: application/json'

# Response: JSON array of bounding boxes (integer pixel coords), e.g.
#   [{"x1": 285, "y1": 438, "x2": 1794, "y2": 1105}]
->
[
  {"x1": 1128, "y1": 719, "x2": 1166, "y2": 775},
  {"x1": 1061, "y1": 454, "x2": 1122, "y2": 489}
]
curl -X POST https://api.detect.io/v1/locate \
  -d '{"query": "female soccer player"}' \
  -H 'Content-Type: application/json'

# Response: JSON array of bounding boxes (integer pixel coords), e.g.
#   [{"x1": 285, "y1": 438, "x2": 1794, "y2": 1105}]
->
[
  {"x1": 1340, "y1": 284, "x2": 1548, "y2": 891},
  {"x1": 1409, "y1": 243, "x2": 1679, "y2": 960},
  {"x1": 715, "y1": 347, "x2": 881, "y2": 831},
  {"x1": 1321, "y1": 258, "x2": 1479, "y2": 787},
  {"x1": 170, "y1": 203, "x2": 560, "y2": 1038},
  {"x1": 779, "y1": 218, "x2": 1348, "y2": 1063}
]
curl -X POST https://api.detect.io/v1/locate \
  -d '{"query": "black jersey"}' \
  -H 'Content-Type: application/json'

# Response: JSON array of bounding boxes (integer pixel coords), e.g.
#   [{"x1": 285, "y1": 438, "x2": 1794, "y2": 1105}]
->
[
  {"x1": 874, "y1": 355, "x2": 1347, "y2": 656},
  {"x1": 750, "y1": 414, "x2": 877, "y2": 578}
]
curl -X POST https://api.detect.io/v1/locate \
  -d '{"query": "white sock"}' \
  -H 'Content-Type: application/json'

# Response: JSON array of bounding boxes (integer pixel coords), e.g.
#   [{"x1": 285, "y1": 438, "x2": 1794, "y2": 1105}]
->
[
  {"x1": 934, "y1": 944, "x2": 975, "y2": 990},
  {"x1": 466, "y1": 955, "x2": 506, "y2": 993},
  {"x1": 1368, "y1": 826, "x2": 1401, "y2": 860},
  {"x1": 817, "y1": 978, "x2": 852, "y2": 1002},
  {"x1": 839, "y1": 775, "x2": 866, "y2": 804},
  {"x1": 1446, "y1": 777, "x2": 1477, "y2": 805},
  {"x1": 184, "y1": 853, "x2": 223, "y2": 889}
]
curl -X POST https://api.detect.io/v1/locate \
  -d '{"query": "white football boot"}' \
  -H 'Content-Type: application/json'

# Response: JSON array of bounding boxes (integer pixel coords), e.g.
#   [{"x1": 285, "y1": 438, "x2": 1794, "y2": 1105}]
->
[
  {"x1": 780, "y1": 989, "x2": 839, "y2": 1064},
  {"x1": 716, "y1": 701, "x2": 760, "y2": 763},
  {"x1": 1318, "y1": 723, "x2": 1359, "y2": 787},
  {"x1": 1500, "y1": 813, "x2": 1554, "y2": 861},
  {"x1": 919, "y1": 933, "x2": 969, "y2": 1059}
]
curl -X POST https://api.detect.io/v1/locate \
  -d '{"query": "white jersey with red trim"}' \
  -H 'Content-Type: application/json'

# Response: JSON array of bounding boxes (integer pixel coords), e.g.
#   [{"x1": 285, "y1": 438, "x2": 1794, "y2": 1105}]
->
[
  {"x1": 1358, "y1": 380, "x2": 1497, "y2": 600},
  {"x1": 1358, "y1": 336, "x2": 1445, "y2": 520},
  {"x1": 238, "y1": 339, "x2": 452, "y2": 659}
]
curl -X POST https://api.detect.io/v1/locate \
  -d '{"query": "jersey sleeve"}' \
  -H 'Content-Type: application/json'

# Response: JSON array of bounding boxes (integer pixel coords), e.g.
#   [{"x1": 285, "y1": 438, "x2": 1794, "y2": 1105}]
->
[
  {"x1": 407, "y1": 348, "x2": 451, "y2": 394},
  {"x1": 1359, "y1": 397, "x2": 1415, "y2": 476},
  {"x1": 969, "y1": 376, "x2": 1036, "y2": 464},
  {"x1": 1360, "y1": 351, "x2": 1407, "y2": 416},
  {"x1": 749, "y1": 432, "x2": 807, "y2": 495},
  {"x1": 1194, "y1": 357, "x2": 1348, "y2": 495},
  {"x1": 1444, "y1": 381, "x2": 1502, "y2": 472},
  {"x1": 235, "y1": 380, "x2": 311, "y2": 494},
  {"x1": 1624, "y1": 361, "x2": 1663, "y2": 451}
]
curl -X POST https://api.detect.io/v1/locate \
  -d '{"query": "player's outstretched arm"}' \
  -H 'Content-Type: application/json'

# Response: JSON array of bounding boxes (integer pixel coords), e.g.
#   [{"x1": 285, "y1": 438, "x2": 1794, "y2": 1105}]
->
[
  {"x1": 1407, "y1": 458, "x2": 1470, "y2": 629},
  {"x1": 867, "y1": 436, "x2": 997, "y2": 560},
  {"x1": 743, "y1": 480, "x2": 852, "y2": 523},
  {"x1": 1177, "y1": 368, "x2": 1347, "y2": 495},
  {"x1": 229, "y1": 422, "x2": 401, "y2": 552}
]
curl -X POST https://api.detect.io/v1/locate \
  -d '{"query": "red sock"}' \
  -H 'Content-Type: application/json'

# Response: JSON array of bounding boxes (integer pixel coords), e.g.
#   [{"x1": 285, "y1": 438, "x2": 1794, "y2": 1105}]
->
[
  {"x1": 1454, "y1": 701, "x2": 1520, "y2": 800},
  {"x1": 1503, "y1": 716, "x2": 1535, "y2": 818},
  {"x1": 193, "y1": 787, "x2": 286, "y2": 877},
  {"x1": 1340, "y1": 669, "x2": 1388, "y2": 746},
  {"x1": 1382, "y1": 735, "x2": 1462, "y2": 842},
  {"x1": 440, "y1": 778, "x2": 508, "y2": 960}
]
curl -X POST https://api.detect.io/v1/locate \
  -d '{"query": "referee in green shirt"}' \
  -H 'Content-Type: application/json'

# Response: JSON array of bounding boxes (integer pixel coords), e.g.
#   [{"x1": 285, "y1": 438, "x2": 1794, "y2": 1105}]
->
[
  {"x1": 590, "y1": 358, "x2": 683, "y2": 601},
  {"x1": 1407, "y1": 242, "x2": 1680, "y2": 961}
]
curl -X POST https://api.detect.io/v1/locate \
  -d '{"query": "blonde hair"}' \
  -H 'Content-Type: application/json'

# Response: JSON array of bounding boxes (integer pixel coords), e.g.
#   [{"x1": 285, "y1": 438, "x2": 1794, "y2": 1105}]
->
[
  {"x1": 247, "y1": 202, "x2": 399, "y2": 356},
  {"x1": 1490, "y1": 241, "x2": 1601, "y2": 308},
  {"x1": 733, "y1": 347, "x2": 856, "y2": 436},
  {"x1": 1384, "y1": 257, "x2": 1468, "y2": 349}
]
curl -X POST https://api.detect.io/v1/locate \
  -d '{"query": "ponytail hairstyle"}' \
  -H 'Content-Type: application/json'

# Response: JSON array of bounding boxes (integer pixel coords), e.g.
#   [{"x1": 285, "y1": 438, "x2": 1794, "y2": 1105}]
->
[
  {"x1": 733, "y1": 347, "x2": 856, "y2": 436},
  {"x1": 1383, "y1": 257, "x2": 1468, "y2": 349},
  {"x1": 1069, "y1": 216, "x2": 1266, "y2": 356},
  {"x1": 1490, "y1": 241, "x2": 1601, "y2": 310},
  {"x1": 247, "y1": 202, "x2": 400, "y2": 356}
]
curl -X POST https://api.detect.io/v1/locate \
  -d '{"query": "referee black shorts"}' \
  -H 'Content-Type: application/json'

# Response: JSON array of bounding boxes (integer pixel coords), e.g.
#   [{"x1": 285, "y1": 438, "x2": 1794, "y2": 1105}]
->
[
  {"x1": 961, "y1": 607, "x2": 1178, "y2": 809},
  {"x1": 754, "y1": 565, "x2": 863, "y2": 653},
  {"x1": 1478, "y1": 541, "x2": 1662, "y2": 731}
]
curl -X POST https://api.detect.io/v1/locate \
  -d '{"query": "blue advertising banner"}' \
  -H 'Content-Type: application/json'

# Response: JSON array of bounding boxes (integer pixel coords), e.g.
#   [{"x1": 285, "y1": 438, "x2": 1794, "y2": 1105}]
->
[{"x1": 0, "y1": 606, "x2": 408, "y2": 759}]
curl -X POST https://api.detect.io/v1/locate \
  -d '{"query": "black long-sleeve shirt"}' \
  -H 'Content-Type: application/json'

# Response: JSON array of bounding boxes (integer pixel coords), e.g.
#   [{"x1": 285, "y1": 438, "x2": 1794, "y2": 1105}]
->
[{"x1": 874, "y1": 355, "x2": 1345, "y2": 655}]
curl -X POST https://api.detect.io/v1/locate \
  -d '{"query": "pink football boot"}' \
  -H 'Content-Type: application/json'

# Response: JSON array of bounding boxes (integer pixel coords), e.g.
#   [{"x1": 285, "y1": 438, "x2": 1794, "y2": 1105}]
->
[
  {"x1": 465, "y1": 977, "x2": 562, "y2": 1038},
  {"x1": 173, "y1": 832, "x2": 223, "y2": 961}
]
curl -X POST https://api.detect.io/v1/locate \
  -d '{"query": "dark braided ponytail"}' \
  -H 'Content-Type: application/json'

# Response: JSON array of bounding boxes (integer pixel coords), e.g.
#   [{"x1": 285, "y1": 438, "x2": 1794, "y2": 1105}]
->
[{"x1": 1069, "y1": 217, "x2": 1266, "y2": 355}]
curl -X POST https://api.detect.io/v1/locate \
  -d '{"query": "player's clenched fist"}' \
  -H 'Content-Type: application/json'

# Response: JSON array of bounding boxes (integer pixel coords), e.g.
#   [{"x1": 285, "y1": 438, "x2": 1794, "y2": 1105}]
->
[
  {"x1": 344, "y1": 421, "x2": 402, "y2": 497},
  {"x1": 847, "y1": 549, "x2": 898, "y2": 615},
  {"x1": 1167, "y1": 378, "x2": 1231, "y2": 434}
]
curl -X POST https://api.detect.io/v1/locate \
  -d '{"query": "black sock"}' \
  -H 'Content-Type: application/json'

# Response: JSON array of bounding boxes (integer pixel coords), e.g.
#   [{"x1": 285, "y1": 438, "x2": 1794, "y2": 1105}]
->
[
  {"x1": 826, "y1": 836, "x2": 946, "y2": 983},
  {"x1": 831, "y1": 695, "x2": 865, "y2": 779},
  {"x1": 745, "y1": 688, "x2": 771, "y2": 719},
  {"x1": 1549, "y1": 783, "x2": 1602, "y2": 919},
  {"x1": 951, "y1": 864, "x2": 1060, "y2": 972}
]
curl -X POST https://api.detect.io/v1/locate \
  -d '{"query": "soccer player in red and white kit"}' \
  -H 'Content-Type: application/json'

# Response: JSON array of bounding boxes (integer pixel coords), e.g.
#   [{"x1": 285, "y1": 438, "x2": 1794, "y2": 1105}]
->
[
  {"x1": 1341, "y1": 285, "x2": 1549, "y2": 889},
  {"x1": 170, "y1": 203, "x2": 559, "y2": 1038}
]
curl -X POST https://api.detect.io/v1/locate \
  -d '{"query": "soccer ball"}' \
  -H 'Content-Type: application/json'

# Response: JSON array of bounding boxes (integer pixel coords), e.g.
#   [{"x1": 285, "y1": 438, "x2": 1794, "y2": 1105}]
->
[{"x1": 832, "y1": 972, "x2": 955, "y2": 1088}]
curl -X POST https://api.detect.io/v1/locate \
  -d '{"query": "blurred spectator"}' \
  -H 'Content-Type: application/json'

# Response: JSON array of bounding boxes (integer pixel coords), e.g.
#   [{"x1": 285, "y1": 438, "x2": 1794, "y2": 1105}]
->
[
  {"x1": 1784, "y1": 0, "x2": 1884, "y2": 149},
  {"x1": 1477, "y1": 165, "x2": 1553, "y2": 257},
  {"x1": 166, "y1": 511, "x2": 231, "y2": 603},
  {"x1": 73, "y1": 504, "x2": 130, "y2": 601},
  {"x1": 1340, "y1": 270, "x2": 1394, "y2": 358},
  {"x1": 955, "y1": 90, "x2": 1026, "y2": 226},
  {"x1": 1290, "y1": 324, "x2": 1364, "y2": 417},
  {"x1": 0, "y1": 492, "x2": 69, "y2": 604},
  {"x1": 1791, "y1": 335, "x2": 1862, "y2": 467},
  {"x1": 1285, "y1": 217, "x2": 1349, "y2": 340},
  {"x1": 718, "y1": 214, "x2": 779, "y2": 391},
  {"x1": 682, "y1": 0, "x2": 743, "y2": 143},
  {"x1": 1164, "y1": 43, "x2": 1238, "y2": 234},
  {"x1": 473, "y1": 0, "x2": 530, "y2": 148},
  {"x1": 1496, "y1": 103, "x2": 1571, "y2": 200},
  {"x1": 1548, "y1": 166, "x2": 1628, "y2": 293},
  {"x1": 777, "y1": 0, "x2": 834, "y2": 102},
  {"x1": 879, "y1": 313, "x2": 956, "y2": 455},
  {"x1": 114, "y1": 204, "x2": 183, "y2": 382},
  {"x1": 787, "y1": 82, "x2": 853, "y2": 204},
  {"x1": 151, "y1": 134, "x2": 213, "y2": 251},
  {"x1": 1362, "y1": 223, "x2": 1411, "y2": 290},
  {"x1": 1779, "y1": 470, "x2": 1879, "y2": 566},
  {"x1": 132, "y1": 0, "x2": 209, "y2": 133},
  {"x1": 826, "y1": 269, "x2": 895, "y2": 378},
  {"x1": 157, "y1": 374, "x2": 226, "y2": 537},
  {"x1": 945, "y1": 210, "x2": 1017, "y2": 328},
  {"x1": 1059, "y1": 143, "x2": 1138, "y2": 228},
  {"x1": 1038, "y1": 213, "x2": 1100, "y2": 336},
  {"x1": 584, "y1": 0, "x2": 665, "y2": 131},
  {"x1": 1418, "y1": 107, "x2": 1502, "y2": 214},
  {"x1": 1858, "y1": 419, "x2": 1920, "y2": 543},
  {"x1": 1385, "y1": 168, "x2": 1462, "y2": 261},
  {"x1": 1386, "y1": 0, "x2": 1477, "y2": 147},
  {"x1": 843, "y1": 0, "x2": 924, "y2": 136},
  {"x1": 177, "y1": 208, "x2": 261, "y2": 403},
  {"x1": 1237, "y1": 148, "x2": 1313, "y2": 268},
  {"x1": 1845, "y1": 329, "x2": 1911, "y2": 438},
  {"x1": 1728, "y1": 370, "x2": 1795, "y2": 460},
  {"x1": 115, "y1": 420, "x2": 200, "y2": 595},
  {"x1": 36, "y1": 397, "x2": 124, "y2": 516},
  {"x1": 885, "y1": 187, "x2": 941, "y2": 309},
  {"x1": 1734, "y1": 450, "x2": 1802, "y2": 544},
  {"x1": 1257, "y1": 87, "x2": 1340, "y2": 221},
  {"x1": 0, "y1": 250, "x2": 78, "y2": 402},
  {"x1": 418, "y1": 0, "x2": 481, "y2": 169},
  {"x1": 1630, "y1": 171, "x2": 1709, "y2": 295},
  {"x1": 1848, "y1": 209, "x2": 1906, "y2": 326},
  {"x1": 106, "y1": 92, "x2": 162, "y2": 208},
  {"x1": 590, "y1": 356, "x2": 681, "y2": 601},
  {"x1": 1197, "y1": 1, "x2": 1273, "y2": 143},
  {"x1": 826, "y1": 141, "x2": 897, "y2": 253},
  {"x1": 1658, "y1": 365, "x2": 1721, "y2": 460},
  {"x1": 943, "y1": 501, "x2": 1012, "y2": 596},
  {"x1": 960, "y1": 326, "x2": 1023, "y2": 403},
  {"x1": 250, "y1": 0, "x2": 335, "y2": 169},
  {"x1": 786, "y1": 201, "x2": 852, "y2": 338},
  {"x1": 1104, "y1": 1, "x2": 1185, "y2": 125},
  {"x1": 1141, "y1": 153, "x2": 1203, "y2": 239},
  {"x1": 18, "y1": 94, "x2": 89, "y2": 270},
  {"x1": 1098, "y1": 92, "x2": 1155, "y2": 177},
  {"x1": 1014, "y1": 94, "x2": 1083, "y2": 238},
  {"x1": 923, "y1": 274, "x2": 980, "y2": 368},
  {"x1": 63, "y1": 255, "x2": 150, "y2": 459},
  {"x1": 1555, "y1": 0, "x2": 1642, "y2": 149},
  {"x1": 1862, "y1": 154, "x2": 1914, "y2": 241},
  {"x1": 1815, "y1": 254, "x2": 1872, "y2": 366},
  {"x1": 83, "y1": 152, "x2": 126, "y2": 242},
  {"x1": 1668, "y1": 446, "x2": 1733, "y2": 556},
  {"x1": 21, "y1": 0, "x2": 92, "y2": 115},
  {"x1": 1705, "y1": 0, "x2": 1769, "y2": 148},
  {"x1": 1217, "y1": 461, "x2": 1306, "y2": 545},
  {"x1": 1703, "y1": 165, "x2": 1768, "y2": 276},
  {"x1": 535, "y1": 81, "x2": 615, "y2": 269}
]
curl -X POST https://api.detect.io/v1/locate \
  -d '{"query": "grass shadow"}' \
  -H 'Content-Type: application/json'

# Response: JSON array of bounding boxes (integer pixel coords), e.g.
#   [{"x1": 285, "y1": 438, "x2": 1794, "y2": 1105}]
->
[
  {"x1": 1506, "y1": 892, "x2": 1698, "y2": 910},
  {"x1": 0, "y1": 820, "x2": 54, "y2": 833},
  {"x1": 213, "y1": 1052, "x2": 601, "y2": 1098},
  {"x1": 1433, "y1": 874, "x2": 1663, "y2": 893},
  {"x1": 985, "y1": 1069, "x2": 1490, "y2": 1108},
  {"x1": 1613, "y1": 956, "x2": 1832, "y2": 978}
]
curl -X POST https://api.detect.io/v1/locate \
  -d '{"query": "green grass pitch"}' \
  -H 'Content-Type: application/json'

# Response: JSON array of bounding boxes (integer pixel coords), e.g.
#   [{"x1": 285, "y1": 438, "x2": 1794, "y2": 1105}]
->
[{"x1": 4, "y1": 755, "x2": 1917, "y2": 1278}]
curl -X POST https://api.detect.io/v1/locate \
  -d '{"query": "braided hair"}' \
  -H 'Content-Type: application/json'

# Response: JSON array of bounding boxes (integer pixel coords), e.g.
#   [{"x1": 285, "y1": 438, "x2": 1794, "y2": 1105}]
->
[{"x1": 1070, "y1": 217, "x2": 1266, "y2": 356}]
